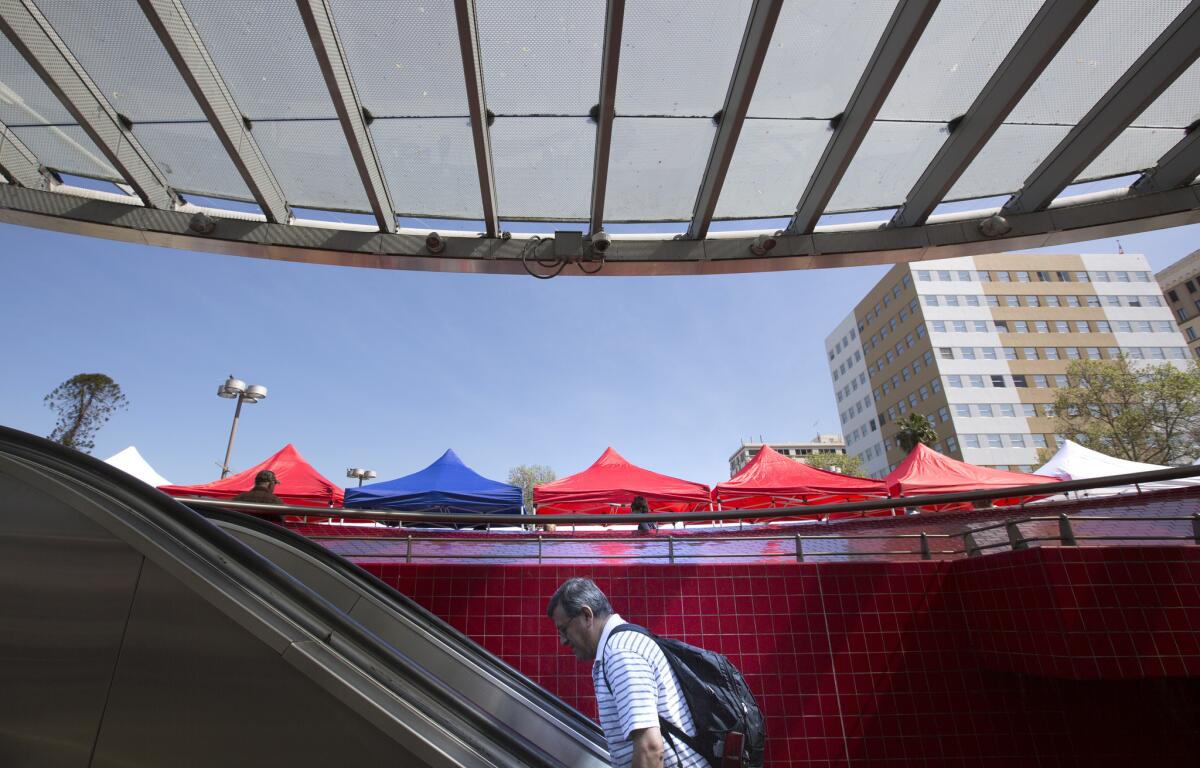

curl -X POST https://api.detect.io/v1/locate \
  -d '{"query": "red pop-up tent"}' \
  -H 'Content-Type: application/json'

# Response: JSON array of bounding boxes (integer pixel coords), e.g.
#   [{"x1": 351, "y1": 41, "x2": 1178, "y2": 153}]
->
[
  {"x1": 714, "y1": 445, "x2": 889, "y2": 512},
  {"x1": 159, "y1": 444, "x2": 344, "y2": 508},
  {"x1": 534, "y1": 447, "x2": 711, "y2": 515},
  {"x1": 885, "y1": 444, "x2": 1056, "y2": 508}
]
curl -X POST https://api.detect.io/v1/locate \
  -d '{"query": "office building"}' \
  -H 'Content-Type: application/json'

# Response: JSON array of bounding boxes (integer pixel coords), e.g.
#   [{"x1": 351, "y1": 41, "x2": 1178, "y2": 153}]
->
[
  {"x1": 1156, "y1": 249, "x2": 1200, "y2": 360},
  {"x1": 826, "y1": 254, "x2": 1189, "y2": 478}
]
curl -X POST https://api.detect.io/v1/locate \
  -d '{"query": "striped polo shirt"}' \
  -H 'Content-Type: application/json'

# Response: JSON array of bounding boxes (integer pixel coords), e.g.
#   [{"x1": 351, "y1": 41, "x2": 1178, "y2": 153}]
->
[{"x1": 593, "y1": 615, "x2": 707, "y2": 768}]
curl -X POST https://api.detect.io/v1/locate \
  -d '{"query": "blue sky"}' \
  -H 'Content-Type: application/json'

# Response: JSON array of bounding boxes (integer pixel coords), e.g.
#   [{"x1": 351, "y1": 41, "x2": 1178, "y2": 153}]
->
[{"x1": 1, "y1": 217, "x2": 1197, "y2": 489}]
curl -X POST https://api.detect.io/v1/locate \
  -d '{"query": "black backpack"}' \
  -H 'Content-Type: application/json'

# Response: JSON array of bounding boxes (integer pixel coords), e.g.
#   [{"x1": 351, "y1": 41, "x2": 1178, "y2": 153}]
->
[{"x1": 603, "y1": 624, "x2": 765, "y2": 768}]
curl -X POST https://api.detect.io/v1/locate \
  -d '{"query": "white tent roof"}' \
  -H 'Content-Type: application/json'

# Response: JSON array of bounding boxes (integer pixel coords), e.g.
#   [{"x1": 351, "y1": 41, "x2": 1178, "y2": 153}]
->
[
  {"x1": 103, "y1": 446, "x2": 171, "y2": 487},
  {"x1": 1035, "y1": 440, "x2": 1199, "y2": 496}
]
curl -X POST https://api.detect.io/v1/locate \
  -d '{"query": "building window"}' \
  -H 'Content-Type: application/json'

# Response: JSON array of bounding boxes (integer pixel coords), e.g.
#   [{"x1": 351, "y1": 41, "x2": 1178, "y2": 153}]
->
[
  {"x1": 931, "y1": 378, "x2": 943, "y2": 393},
  {"x1": 1024, "y1": 295, "x2": 1039, "y2": 307},
  {"x1": 938, "y1": 406, "x2": 950, "y2": 422},
  {"x1": 991, "y1": 375, "x2": 1007, "y2": 388},
  {"x1": 955, "y1": 404, "x2": 971, "y2": 417},
  {"x1": 1010, "y1": 434, "x2": 1026, "y2": 448},
  {"x1": 1044, "y1": 347, "x2": 1060, "y2": 360},
  {"x1": 1188, "y1": 327, "x2": 1198, "y2": 342},
  {"x1": 1031, "y1": 434, "x2": 1047, "y2": 448},
  {"x1": 1187, "y1": 280, "x2": 1196, "y2": 294},
  {"x1": 987, "y1": 434, "x2": 1004, "y2": 448},
  {"x1": 978, "y1": 404, "x2": 994, "y2": 417},
  {"x1": 999, "y1": 403, "x2": 1015, "y2": 417},
  {"x1": 1003, "y1": 347, "x2": 1017, "y2": 360},
  {"x1": 1013, "y1": 375, "x2": 1028, "y2": 388},
  {"x1": 946, "y1": 436, "x2": 959, "y2": 453},
  {"x1": 1024, "y1": 347, "x2": 1038, "y2": 360},
  {"x1": 963, "y1": 434, "x2": 980, "y2": 448},
  {"x1": 1168, "y1": 289, "x2": 1179, "y2": 301},
  {"x1": 1033, "y1": 374, "x2": 1048, "y2": 387}
]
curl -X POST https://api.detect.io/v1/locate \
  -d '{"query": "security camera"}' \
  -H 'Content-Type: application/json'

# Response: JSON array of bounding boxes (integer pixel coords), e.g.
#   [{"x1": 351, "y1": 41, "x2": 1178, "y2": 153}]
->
[
  {"x1": 590, "y1": 230, "x2": 612, "y2": 253},
  {"x1": 425, "y1": 231, "x2": 445, "y2": 254},
  {"x1": 749, "y1": 233, "x2": 777, "y2": 256}
]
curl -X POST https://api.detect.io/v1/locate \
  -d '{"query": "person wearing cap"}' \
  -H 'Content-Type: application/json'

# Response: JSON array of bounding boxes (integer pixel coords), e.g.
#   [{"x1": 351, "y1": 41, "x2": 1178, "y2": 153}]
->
[{"x1": 232, "y1": 470, "x2": 285, "y2": 523}]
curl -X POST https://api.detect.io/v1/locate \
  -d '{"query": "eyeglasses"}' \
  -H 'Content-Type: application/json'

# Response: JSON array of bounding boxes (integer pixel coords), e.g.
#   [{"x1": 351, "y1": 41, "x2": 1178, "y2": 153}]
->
[{"x1": 555, "y1": 612, "x2": 582, "y2": 641}]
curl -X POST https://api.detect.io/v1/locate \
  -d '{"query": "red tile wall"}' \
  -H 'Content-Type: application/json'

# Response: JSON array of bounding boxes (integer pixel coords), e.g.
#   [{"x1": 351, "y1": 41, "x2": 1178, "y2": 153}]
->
[{"x1": 365, "y1": 546, "x2": 1200, "y2": 767}]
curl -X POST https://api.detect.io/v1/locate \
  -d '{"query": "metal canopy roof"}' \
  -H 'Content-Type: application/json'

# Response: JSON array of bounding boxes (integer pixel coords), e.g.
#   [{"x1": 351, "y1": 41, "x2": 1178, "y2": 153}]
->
[{"x1": 0, "y1": 0, "x2": 1198, "y2": 276}]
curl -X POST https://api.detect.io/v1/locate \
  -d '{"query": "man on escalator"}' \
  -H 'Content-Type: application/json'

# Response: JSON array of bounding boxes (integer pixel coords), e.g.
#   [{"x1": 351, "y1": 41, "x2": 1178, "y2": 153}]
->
[{"x1": 548, "y1": 578, "x2": 706, "y2": 768}]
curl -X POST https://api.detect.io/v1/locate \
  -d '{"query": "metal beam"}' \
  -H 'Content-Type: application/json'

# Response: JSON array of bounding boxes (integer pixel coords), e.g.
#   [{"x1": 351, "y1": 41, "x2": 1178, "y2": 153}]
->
[
  {"x1": 1004, "y1": 0, "x2": 1200, "y2": 215},
  {"x1": 452, "y1": 0, "x2": 499, "y2": 237},
  {"x1": 588, "y1": 0, "x2": 624, "y2": 237},
  {"x1": 296, "y1": 0, "x2": 395, "y2": 232},
  {"x1": 5, "y1": 180, "x2": 1198, "y2": 277},
  {"x1": 138, "y1": 0, "x2": 290, "y2": 223},
  {"x1": 685, "y1": 0, "x2": 783, "y2": 240},
  {"x1": 0, "y1": 0, "x2": 176, "y2": 208},
  {"x1": 0, "y1": 120, "x2": 48, "y2": 189},
  {"x1": 891, "y1": 0, "x2": 1097, "y2": 228},
  {"x1": 1132, "y1": 127, "x2": 1200, "y2": 195},
  {"x1": 786, "y1": 0, "x2": 939, "y2": 234}
]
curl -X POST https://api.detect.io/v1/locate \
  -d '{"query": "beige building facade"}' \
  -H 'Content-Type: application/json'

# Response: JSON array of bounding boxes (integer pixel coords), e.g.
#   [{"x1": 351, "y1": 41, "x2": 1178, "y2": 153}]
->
[
  {"x1": 1156, "y1": 249, "x2": 1200, "y2": 360},
  {"x1": 728, "y1": 435, "x2": 846, "y2": 477},
  {"x1": 827, "y1": 254, "x2": 1189, "y2": 479}
]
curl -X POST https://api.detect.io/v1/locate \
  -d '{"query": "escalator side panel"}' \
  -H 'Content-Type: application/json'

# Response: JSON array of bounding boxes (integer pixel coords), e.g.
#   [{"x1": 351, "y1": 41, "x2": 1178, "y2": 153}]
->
[
  {"x1": 0, "y1": 468, "x2": 144, "y2": 768},
  {"x1": 220, "y1": 524, "x2": 609, "y2": 766},
  {"x1": 90, "y1": 560, "x2": 423, "y2": 768},
  {"x1": 231, "y1": 527, "x2": 362, "y2": 613}
]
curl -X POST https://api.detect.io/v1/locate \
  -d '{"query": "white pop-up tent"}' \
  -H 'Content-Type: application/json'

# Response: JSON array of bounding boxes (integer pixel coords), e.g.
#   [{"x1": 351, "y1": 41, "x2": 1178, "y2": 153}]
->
[
  {"x1": 103, "y1": 446, "x2": 172, "y2": 487},
  {"x1": 1035, "y1": 440, "x2": 1199, "y2": 496}
]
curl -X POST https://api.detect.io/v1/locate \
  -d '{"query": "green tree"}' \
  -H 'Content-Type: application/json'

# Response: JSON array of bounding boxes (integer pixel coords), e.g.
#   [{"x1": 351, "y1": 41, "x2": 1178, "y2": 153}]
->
[
  {"x1": 44, "y1": 373, "x2": 128, "y2": 453},
  {"x1": 507, "y1": 464, "x2": 556, "y2": 512},
  {"x1": 804, "y1": 452, "x2": 865, "y2": 476},
  {"x1": 1051, "y1": 356, "x2": 1200, "y2": 464},
  {"x1": 895, "y1": 412, "x2": 938, "y2": 453}
]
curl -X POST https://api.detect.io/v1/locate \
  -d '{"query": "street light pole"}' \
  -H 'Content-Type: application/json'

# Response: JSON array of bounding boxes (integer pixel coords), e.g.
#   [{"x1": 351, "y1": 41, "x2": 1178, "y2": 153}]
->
[
  {"x1": 347, "y1": 468, "x2": 377, "y2": 486},
  {"x1": 217, "y1": 375, "x2": 267, "y2": 479},
  {"x1": 221, "y1": 394, "x2": 245, "y2": 479}
]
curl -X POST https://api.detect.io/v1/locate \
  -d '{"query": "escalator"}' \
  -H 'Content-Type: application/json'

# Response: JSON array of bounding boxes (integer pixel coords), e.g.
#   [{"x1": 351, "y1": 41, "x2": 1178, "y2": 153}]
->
[{"x1": 0, "y1": 426, "x2": 607, "y2": 768}]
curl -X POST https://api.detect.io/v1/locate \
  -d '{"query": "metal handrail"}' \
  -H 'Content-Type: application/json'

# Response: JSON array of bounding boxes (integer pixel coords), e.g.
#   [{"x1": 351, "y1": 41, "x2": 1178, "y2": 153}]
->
[{"x1": 179, "y1": 462, "x2": 1200, "y2": 527}]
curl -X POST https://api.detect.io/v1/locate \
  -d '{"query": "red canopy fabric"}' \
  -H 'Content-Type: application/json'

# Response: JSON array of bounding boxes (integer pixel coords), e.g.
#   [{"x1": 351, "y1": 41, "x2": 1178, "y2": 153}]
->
[
  {"x1": 534, "y1": 447, "x2": 711, "y2": 515},
  {"x1": 885, "y1": 444, "x2": 1056, "y2": 508},
  {"x1": 159, "y1": 444, "x2": 344, "y2": 508},
  {"x1": 714, "y1": 445, "x2": 889, "y2": 510}
]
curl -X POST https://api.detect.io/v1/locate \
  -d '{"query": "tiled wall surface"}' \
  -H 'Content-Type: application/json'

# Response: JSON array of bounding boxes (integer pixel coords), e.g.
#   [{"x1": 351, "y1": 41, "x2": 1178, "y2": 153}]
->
[{"x1": 366, "y1": 546, "x2": 1200, "y2": 767}]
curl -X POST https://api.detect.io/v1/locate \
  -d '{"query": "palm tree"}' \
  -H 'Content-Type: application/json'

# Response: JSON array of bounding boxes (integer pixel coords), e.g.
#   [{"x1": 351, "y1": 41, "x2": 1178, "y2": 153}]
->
[{"x1": 895, "y1": 412, "x2": 938, "y2": 453}]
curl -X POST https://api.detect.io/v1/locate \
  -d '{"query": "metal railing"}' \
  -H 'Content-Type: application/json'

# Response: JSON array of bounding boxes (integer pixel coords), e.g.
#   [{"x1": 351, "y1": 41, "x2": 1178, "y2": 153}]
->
[{"x1": 297, "y1": 511, "x2": 1200, "y2": 564}]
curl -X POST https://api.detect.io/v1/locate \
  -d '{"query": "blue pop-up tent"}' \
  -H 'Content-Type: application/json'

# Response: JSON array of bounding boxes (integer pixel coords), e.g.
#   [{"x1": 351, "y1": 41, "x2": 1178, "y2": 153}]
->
[{"x1": 344, "y1": 449, "x2": 522, "y2": 514}]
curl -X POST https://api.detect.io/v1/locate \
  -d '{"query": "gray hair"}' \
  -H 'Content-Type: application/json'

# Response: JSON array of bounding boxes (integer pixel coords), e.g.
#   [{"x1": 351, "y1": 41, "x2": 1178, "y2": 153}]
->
[{"x1": 546, "y1": 577, "x2": 612, "y2": 619}]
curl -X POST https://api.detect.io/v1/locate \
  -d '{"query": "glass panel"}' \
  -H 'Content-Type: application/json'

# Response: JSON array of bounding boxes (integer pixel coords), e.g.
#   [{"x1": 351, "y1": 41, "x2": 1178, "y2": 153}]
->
[
  {"x1": 948, "y1": 123, "x2": 1069, "y2": 201},
  {"x1": 10, "y1": 124, "x2": 118, "y2": 179},
  {"x1": 180, "y1": 0, "x2": 337, "y2": 119},
  {"x1": 132, "y1": 123, "x2": 251, "y2": 199},
  {"x1": 615, "y1": 0, "x2": 752, "y2": 116},
  {"x1": 879, "y1": 0, "x2": 1043, "y2": 121},
  {"x1": 476, "y1": 0, "x2": 603, "y2": 115},
  {"x1": 1008, "y1": 0, "x2": 1190, "y2": 125},
  {"x1": 329, "y1": 0, "x2": 468, "y2": 117},
  {"x1": 32, "y1": 0, "x2": 204, "y2": 121},
  {"x1": 370, "y1": 118, "x2": 481, "y2": 218},
  {"x1": 605, "y1": 117, "x2": 713, "y2": 221},
  {"x1": 748, "y1": 0, "x2": 897, "y2": 118},
  {"x1": 1077, "y1": 126, "x2": 1184, "y2": 181},
  {"x1": 827, "y1": 121, "x2": 945, "y2": 212},
  {"x1": 491, "y1": 117, "x2": 593, "y2": 220},
  {"x1": 714, "y1": 119, "x2": 828, "y2": 219},
  {"x1": 0, "y1": 32, "x2": 76, "y2": 125},
  {"x1": 250, "y1": 120, "x2": 369, "y2": 210}
]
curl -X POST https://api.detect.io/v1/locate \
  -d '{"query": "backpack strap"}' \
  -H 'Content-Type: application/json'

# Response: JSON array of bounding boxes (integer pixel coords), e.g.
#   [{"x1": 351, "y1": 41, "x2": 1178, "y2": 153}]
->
[{"x1": 602, "y1": 624, "x2": 702, "y2": 760}]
